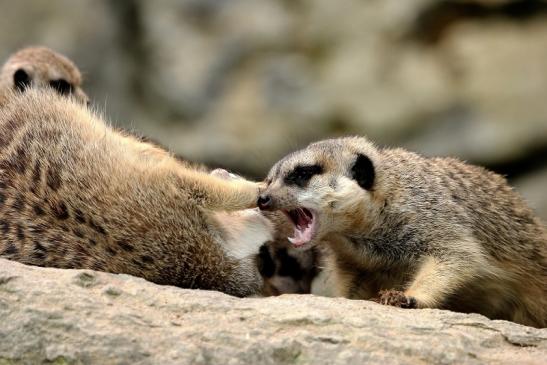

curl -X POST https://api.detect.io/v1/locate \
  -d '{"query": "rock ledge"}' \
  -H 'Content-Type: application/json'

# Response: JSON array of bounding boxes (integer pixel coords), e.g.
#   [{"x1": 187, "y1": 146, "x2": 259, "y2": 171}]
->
[{"x1": 0, "y1": 258, "x2": 545, "y2": 364}]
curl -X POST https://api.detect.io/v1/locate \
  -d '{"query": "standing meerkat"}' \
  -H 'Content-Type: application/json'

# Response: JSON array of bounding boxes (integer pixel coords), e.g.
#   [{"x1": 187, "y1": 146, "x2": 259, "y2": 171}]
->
[
  {"x1": 0, "y1": 88, "x2": 274, "y2": 297},
  {"x1": 0, "y1": 46, "x2": 88, "y2": 106},
  {"x1": 258, "y1": 136, "x2": 547, "y2": 327}
]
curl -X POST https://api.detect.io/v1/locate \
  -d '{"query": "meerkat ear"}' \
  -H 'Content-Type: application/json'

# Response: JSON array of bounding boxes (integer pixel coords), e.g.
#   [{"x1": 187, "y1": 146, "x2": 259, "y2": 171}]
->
[
  {"x1": 351, "y1": 153, "x2": 375, "y2": 190},
  {"x1": 13, "y1": 69, "x2": 31, "y2": 91}
]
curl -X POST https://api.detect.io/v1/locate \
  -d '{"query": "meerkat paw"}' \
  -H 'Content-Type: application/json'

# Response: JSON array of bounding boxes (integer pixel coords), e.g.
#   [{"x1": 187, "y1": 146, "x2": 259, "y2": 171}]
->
[
  {"x1": 210, "y1": 168, "x2": 242, "y2": 181},
  {"x1": 375, "y1": 289, "x2": 417, "y2": 309},
  {"x1": 211, "y1": 168, "x2": 268, "y2": 210},
  {"x1": 211, "y1": 168, "x2": 267, "y2": 190}
]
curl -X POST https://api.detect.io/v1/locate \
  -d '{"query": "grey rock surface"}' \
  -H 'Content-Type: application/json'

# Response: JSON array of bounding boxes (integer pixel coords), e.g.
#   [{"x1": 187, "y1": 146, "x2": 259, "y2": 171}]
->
[{"x1": 0, "y1": 258, "x2": 545, "y2": 365}]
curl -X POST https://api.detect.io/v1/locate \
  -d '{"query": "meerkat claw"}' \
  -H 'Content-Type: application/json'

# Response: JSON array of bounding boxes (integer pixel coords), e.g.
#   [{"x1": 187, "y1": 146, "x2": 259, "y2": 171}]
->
[{"x1": 377, "y1": 290, "x2": 417, "y2": 309}]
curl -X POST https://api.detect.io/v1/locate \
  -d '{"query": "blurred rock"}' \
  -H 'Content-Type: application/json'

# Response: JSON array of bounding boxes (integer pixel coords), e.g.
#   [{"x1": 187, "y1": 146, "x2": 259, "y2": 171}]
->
[
  {"x1": 0, "y1": 0, "x2": 546, "y2": 191},
  {"x1": 405, "y1": 20, "x2": 547, "y2": 165},
  {"x1": 0, "y1": 0, "x2": 143, "y2": 129},
  {"x1": 1, "y1": 258, "x2": 546, "y2": 365},
  {"x1": 515, "y1": 167, "x2": 547, "y2": 222},
  {"x1": 139, "y1": 0, "x2": 293, "y2": 119},
  {"x1": 133, "y1": 0, "x2": 547, "y2": 182}
]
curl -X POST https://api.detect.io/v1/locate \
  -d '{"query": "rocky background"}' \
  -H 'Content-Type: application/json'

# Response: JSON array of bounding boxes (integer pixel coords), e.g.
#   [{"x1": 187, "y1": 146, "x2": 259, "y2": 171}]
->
[{"x1": 0, "y1": 0, "x2": 546, "y2": 219}]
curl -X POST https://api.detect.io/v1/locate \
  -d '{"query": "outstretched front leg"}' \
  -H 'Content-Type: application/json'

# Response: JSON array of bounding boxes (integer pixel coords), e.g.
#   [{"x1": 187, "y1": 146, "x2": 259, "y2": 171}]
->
[
  {"x1": 169, "y1": 167, "x2": 261, "y2": 212},
  {"x1": 211, "y1": 168, "x2": 275, "y2": 261},
  {"x1": 376, "y1": 247, "x2": 484, "y2": 309}
]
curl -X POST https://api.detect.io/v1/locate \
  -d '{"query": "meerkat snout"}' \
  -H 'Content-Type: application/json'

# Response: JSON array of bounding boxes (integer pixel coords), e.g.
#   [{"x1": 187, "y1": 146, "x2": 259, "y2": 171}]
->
[
  {"x1": 257, "y1": 194, "x2": 273, "y2": 210},
  {"x1": 259, "y1": 187, "x2": 317, "y2": 248}
]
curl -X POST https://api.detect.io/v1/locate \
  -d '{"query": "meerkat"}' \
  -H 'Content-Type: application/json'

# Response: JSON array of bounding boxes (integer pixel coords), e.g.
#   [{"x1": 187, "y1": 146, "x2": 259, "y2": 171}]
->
[
  {"x1": 0, "y1": 46, "x2": 178, "y2": 165},
  {"x1": 0, "y1": 46, "x2": 320, "y2": 297},
  {"x1": 258, "y1": 136, "x2": 547, "y2": 327},
  {"x1": 0, "y1": 88, "x2": 277, "y2": 297},
  {"x1": 0, "y1": 46, "x2": 88, "y2": 106}
]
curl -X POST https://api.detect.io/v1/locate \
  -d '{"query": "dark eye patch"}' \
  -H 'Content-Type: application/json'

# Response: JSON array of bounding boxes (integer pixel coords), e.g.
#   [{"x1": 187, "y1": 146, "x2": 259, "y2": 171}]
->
[
  {"x1": 13, "y1": 69, "x2": 31, "y2": 91},
  {"x1": 351, "y1": 153, "x2": 375, "y2": 190},
  {"x1": 284, "y1": 164, "x2": 323, "y2": 187},
  {"x1": 49, "y1": 79, "x2": 73, "y2": 96}
]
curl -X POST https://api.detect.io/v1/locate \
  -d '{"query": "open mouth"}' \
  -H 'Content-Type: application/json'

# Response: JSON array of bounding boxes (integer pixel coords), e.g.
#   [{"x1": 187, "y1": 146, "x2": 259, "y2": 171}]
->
[{"x1": 284, "y1": 207, "x2": 317, "y2": 247}]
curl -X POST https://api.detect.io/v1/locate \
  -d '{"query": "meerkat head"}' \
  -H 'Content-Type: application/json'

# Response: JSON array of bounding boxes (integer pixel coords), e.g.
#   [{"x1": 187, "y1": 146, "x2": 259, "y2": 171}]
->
[
  {"x1": 258, "y1": 137, "x2": 382, "y2": 249},
  {"x1": 0, "y1": 47, "x2": 88, "y2": 104}
]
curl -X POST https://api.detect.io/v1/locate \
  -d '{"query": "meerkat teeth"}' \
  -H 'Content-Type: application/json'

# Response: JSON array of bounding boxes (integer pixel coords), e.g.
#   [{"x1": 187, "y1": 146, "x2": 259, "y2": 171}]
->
[
  {"x1": 288, "y1": 207, "x2": 313, "y2": 231},
  {"x1": 287, "y1": 210, "x2": 315, "y2": 247}
]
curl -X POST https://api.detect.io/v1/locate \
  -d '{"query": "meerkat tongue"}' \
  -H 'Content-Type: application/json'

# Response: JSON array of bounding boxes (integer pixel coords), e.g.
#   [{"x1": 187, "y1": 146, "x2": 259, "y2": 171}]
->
[{"x1": 287, "y1": 208, "x2": 314, "y2": 246}]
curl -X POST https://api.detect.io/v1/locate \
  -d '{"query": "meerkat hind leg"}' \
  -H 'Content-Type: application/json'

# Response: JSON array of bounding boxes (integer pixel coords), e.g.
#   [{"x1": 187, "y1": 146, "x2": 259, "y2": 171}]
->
[{"x1": 379, "y1": 254, "x2": 481, "y2": 309}]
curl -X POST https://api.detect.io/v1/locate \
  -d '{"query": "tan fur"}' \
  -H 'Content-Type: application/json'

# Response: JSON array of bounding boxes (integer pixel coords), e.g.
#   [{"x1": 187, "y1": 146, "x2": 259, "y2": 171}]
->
[
  {"x1": 0, "y1": 47, "x2": 88, "y2": 106},
  {"x1": 260, "y1": 136, "x2": 547, "y2": 327},
  {"x1": 0, "y1": 88, "x2": 272, "y2": 297}
]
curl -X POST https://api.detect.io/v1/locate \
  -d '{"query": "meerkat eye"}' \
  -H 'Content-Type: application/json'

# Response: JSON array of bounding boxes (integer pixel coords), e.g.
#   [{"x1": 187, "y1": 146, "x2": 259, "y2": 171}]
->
[
  {"x1": 351, "y1": 154, "x2": 375, "y2": 190},
  {"x1": 284, "y1": 164, "x2": 323, "y2": 187},
  {"x1": 13, "y1": 69, "x2": 31, "y2": 91},
  {"x1": 49, "y1": 79, "x2": 73, "y2": 95}
]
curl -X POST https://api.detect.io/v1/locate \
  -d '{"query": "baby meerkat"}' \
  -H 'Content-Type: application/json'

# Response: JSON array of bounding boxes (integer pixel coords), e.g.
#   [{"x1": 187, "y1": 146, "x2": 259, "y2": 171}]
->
[
  {"x1": 0, "y1": 46, "x2": 88, "y2": 106},
  {"x1": 257, "y1": 213, "x2": 322, "y2": 296},
  {"x1": 258, "y1": 136, "x2": 547, "y2": 327},
  {"x1": 211, "y1": 168, "x2": 322, "y2": 296},
  {"x1": 0, "y1": 88, "x2": 273, "y2": 297}
]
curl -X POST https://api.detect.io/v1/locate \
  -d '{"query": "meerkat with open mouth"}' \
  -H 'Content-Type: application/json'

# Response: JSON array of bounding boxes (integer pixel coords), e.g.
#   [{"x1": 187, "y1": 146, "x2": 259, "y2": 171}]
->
[{"x1": 258, "y1": 136, "x2": 547, "y2": 328}]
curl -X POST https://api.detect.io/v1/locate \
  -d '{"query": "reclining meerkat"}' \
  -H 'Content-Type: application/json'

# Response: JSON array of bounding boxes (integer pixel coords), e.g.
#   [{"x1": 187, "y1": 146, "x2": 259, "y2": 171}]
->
[
  {"x1": 258, "y1": 136, "x2": 547, "y2": 327},
  {"x1": 0, "y1": 46, "x2": 320, "y2": 296},
  {"x1": 0, "y1": 46, "x2": 88, "y2": 106},
  {"x1": 0, "y1": 88, "x2": 274, "y2": 297}
]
